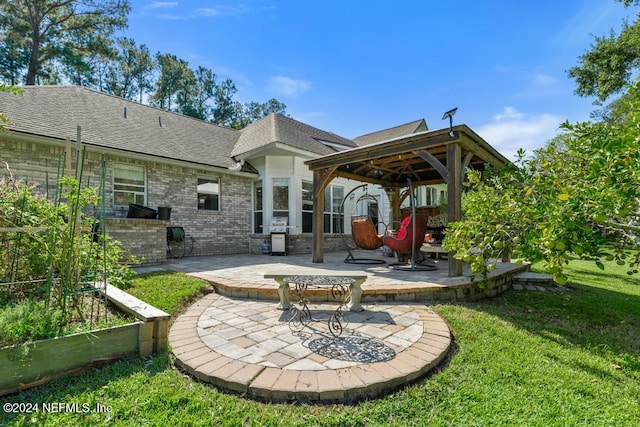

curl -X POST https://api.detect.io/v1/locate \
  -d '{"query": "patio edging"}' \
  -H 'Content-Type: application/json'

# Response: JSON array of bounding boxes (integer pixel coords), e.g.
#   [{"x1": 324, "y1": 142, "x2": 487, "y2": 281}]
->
[{"x1": 169, "y1": 293, "x2": 452, "y2": 403}]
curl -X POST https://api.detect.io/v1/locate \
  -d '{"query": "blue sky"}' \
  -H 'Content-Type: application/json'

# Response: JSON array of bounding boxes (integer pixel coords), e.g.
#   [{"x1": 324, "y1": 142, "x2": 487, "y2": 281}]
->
[{"x1": 125, "y1": 0, "x2": 632, "y2": 159}]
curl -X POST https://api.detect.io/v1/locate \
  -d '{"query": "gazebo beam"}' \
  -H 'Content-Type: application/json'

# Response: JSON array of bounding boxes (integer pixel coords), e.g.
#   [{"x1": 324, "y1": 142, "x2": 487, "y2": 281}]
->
[
  {"x1": 415, "y1": 149, "x2": 450, "y2": 183},
  {"x1": 308, "y1": 131, "x2": 457, "y2": 170}
]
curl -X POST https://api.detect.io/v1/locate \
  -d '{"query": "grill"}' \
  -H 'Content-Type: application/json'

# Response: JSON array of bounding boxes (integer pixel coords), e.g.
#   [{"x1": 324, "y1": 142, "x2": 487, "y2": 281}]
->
[{"x1": 269, "y1": 217, "x2": 288, "y2": 255}]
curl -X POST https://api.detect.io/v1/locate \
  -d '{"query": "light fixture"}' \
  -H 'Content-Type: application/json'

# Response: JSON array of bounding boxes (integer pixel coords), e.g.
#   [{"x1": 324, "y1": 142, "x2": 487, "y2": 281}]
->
[{"x1": 441, "y1": 107, "x2": 458, "y2": 137}]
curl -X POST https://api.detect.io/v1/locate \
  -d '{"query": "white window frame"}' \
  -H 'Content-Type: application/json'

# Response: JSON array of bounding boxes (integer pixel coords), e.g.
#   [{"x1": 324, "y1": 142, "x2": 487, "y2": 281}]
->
[
  {"x1": 272, "y1": 177, "x2": 290, "y2": 220},
  {"x1": 253, "y1": 180, "x2": 263, "y2": 233},
  {"x1": 197, "y1": 176, "x2": 220, "y2": 211},
  {"x1": 324, "y1": 184, "x2": 344, "y2": 234},
  {"x1": 301, "y1": 180, "x2": 313, "y2": 233},
  {"x1": 113, "y1": 163, "x2": 146, "y2": 207}
]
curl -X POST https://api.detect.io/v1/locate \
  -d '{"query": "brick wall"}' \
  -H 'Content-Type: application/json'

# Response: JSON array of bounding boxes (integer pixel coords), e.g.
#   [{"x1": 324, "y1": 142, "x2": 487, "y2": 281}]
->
[
  {"x1": 248, "y1": 234, "x2": 353, "y2": 255},
  {"x1": 102, "y1": 218, "x2": 167, "y2": 266},
  {"x1": 1, "y1": 137, "x2": 253, "y2": 260}
]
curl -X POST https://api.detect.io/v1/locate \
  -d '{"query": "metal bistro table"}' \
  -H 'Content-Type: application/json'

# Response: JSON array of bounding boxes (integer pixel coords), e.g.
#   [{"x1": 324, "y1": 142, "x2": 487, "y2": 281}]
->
[{"x1": 284, "y1": 275, "x2": 355, "y2": 337}]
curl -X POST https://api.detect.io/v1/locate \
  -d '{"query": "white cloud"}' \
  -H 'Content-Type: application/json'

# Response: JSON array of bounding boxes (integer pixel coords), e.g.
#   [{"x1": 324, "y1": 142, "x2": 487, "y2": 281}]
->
[
  {"x1": 267, "y1": 76, "x2": 311, "y2": 97},
  {"x1": 477, "y1": 107, "x2": 564, "y2": 161},
  {"x1": 194, "y1": 5, "x2": 249, "y2": 17},
  {"x1": 148, "y1": 3, "x2": 274, "y2": 19},
  {"x1": 153, "y1": 13, "x2": 188, "y2": 20},
  {"x1": 532, "y1": 72, "x2": 557, "y2": 86},
  {"x1": 148, "y1": 1, "x2": 178, "y2": 8},
  {"x1": 493, "y1": 106, "x2": 523, "y2": 121}
]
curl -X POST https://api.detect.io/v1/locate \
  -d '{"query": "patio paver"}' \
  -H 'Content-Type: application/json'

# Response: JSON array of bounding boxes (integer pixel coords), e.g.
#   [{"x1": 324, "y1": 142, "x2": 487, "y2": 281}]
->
[
  {"x1": 170, "y1": 292, "x2": 451, "y2": 402},
  {"x1": 157, "y1": 251, "x2": 529, "y2": 402}
]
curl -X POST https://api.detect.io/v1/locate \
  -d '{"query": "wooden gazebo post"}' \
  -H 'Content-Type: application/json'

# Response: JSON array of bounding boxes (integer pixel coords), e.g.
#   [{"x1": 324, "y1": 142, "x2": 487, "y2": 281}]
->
[
  {"x1": 312, "y1": 166, "x2": 337, "y2": 263},
  {"x1": 447, "y1": 142, "x2": 463, "y2": 276},
  {"x1": 312, "y1": 169, "x2": 325, "y2": 263}
]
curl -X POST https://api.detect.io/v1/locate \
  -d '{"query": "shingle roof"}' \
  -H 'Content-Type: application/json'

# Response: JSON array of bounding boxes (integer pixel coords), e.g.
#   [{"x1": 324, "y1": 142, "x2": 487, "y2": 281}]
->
[
  {"x1": 352, "y1": 119, "x2": 427, "y2": 146},
  {"x1": 233, "y1": 113, "x2": 357, "y2": 157},
  {"x1": 0, "y1": 85, "x2": 240, "y2": 169},
  {"x1": 1, "y1": 86, "x2": 427, "y2": 168}
]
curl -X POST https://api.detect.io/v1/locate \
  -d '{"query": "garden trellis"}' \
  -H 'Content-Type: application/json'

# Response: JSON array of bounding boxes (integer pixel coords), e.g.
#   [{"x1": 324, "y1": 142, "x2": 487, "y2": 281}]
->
[{"x1": 0, "y1": 127, "x2": 117, "y2": 336}]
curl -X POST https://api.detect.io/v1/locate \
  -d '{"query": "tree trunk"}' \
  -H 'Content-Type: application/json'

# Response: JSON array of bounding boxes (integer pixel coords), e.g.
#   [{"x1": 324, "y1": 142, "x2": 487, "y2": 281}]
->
[{"x1": 26, "y1": 35, "x2": 40, "y2": 85}]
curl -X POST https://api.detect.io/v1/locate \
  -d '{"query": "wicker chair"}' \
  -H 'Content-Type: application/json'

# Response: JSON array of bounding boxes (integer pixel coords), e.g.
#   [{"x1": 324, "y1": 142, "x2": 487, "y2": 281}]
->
[{"x1": 351, "y1": 216, "x2": 384, "y2": 250}]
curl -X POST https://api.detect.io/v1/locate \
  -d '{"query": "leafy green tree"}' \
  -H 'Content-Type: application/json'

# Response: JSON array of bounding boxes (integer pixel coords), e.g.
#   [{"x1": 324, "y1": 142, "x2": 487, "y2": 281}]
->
[
  {"x1": 130, "y1": 43, "x2": 154, "y2": 103},
  {"x1": 0, "y1": 0, "x2": 130, "y2": 85},
  {"x1": 568, "y1": 0, "x2": 640, "y2": 103},
  {"x1": 149, "y1": 54, "x2": 288, "y2": 126},
  {"x1": 104, "y1": 38, "x2": 146, "y2": 100},
  {"x1": 59, "y1": 31, "x2": 117, "y2": 87},
  {"x1": 232, "y1": 98, "x2": 288, "y2": 129},
  {"x1": 211, "y1": 78, "x2": 239, "y2": 127},
  {"x1": 444, "y1": 82, "x2": 640, "y2": 283},
  {"x1": 188, "y1": 66, "x2": 217, "y2": 120},
  {"x1": 150, "y1": 53, "x2": 194, "y2": 111},
  {"x1": 0, "y1": 13, "x2": 30, "y2": 85}
]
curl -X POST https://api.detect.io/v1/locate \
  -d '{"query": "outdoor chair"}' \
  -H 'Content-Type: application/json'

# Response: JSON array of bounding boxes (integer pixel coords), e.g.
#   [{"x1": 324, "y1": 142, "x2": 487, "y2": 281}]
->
[
  {"x1": 383, "y1": 214, "x2": 427, "y2": 264},
  {"x1": 351, "y1": 215, "x2": 385, "y2": 250}
]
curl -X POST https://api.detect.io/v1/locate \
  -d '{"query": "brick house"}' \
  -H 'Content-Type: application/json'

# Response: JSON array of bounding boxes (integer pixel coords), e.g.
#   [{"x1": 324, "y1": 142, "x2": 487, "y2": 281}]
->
[{"x1": 0, "y1": 86, "x2": 430, "y2": 264}]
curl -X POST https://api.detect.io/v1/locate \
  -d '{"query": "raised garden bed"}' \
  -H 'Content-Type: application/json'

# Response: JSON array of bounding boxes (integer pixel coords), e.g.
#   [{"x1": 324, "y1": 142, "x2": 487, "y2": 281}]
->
[{"x1": 0, "y1": 284, "x2": 169, "y2": 396}]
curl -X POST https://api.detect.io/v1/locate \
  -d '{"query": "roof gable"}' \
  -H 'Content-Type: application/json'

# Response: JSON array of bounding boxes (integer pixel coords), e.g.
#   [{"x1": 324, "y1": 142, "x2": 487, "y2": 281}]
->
[
  {"x1": 232, "y1": 113, "x2": 357, "y2": 158},
  {"x1": 353, "y1": 119, "x2": 427, "y2": 146}
]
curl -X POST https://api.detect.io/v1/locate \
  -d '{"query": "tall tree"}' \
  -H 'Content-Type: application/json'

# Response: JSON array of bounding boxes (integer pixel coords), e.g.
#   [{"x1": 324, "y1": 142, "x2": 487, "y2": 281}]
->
[
  {"x1": 103, "y1": 38, "x2": 154, "y2": 101},
  {"x1": 568, "y1": 0, "x2": 640, "y2": 103},
  {"x1": 0, "y1": 13, "x2": 30, "y2": 85},
  {"x1": 150, "y1": 53, "x2": 194, "y2": 111},
  {"x1": 60, "y1": 31, "x2": 116, "y2": 87},
  {"x1": 211, "y1": 78, "x2": 238, "y2": 127},
  {"x1": 0, "y1": 0, "x2": 130, "y2": 85},
  {"x1": 231, "y1": 99, "x2": 288, "y2": 129},
  {"x1": 188, "y1": 66, "x2": 217, "y2": 120},
  {"x1": 130, "y1": 42, "x2": 154, "y2": 103}
]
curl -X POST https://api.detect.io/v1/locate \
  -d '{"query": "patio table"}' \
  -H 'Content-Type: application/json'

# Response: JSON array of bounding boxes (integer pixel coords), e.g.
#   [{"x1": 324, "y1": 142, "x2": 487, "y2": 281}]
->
[
  {"x1": 283, "y1": 275, "x2": 355, "y2": 337},
  {"x1": 264, "y1": 272, "x2": 367, "y2": 312}
]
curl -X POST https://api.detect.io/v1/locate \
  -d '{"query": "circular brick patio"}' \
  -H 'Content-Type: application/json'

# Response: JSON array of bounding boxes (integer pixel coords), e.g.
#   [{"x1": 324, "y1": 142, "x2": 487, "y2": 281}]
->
[{"x1": 169, "y1": 293, "x2": 451, "y2": 402}]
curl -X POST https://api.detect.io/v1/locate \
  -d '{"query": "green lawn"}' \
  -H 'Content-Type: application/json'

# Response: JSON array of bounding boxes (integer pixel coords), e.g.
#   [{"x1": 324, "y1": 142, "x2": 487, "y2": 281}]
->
[{"x1": 1, "y1": 262, "x2": 638, "y2": 426}]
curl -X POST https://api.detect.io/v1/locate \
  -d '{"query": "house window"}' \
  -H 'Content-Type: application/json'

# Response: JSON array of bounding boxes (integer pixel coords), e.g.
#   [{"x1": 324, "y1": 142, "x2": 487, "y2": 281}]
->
[
  {"x1": 197, "y1": 177, "x2": 220, "y2": 211},
  {"x1": 272, "y1": 178, "x2": 289, "y2": 220},
  {"x1": 302, "y1": 181, "x2": 313, "y2": 233},
  {"x1": 254, "y1": 181, "x2": 263, "y2": 233},
  {"x1": 113, "y1": 163, "x2": 146, "y2": 206},
  {"x1": 324, "y1": 185, "x2": 343, "y2": 233},
  {"x1": 425, "y1": 187, "x2": 438, "y2": 205}
]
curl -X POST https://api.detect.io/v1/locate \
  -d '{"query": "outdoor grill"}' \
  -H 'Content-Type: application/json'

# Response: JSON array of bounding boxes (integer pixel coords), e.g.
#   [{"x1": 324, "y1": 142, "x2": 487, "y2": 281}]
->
[{"x1": 269, "y1": 217, "x2": 289, "y2": 255}]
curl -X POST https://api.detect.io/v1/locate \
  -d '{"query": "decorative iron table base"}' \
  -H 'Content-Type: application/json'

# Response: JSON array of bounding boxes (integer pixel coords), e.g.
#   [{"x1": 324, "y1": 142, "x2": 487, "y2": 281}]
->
[{"x1": 284, "y1": 275, "x2": 355, "y2": 337}]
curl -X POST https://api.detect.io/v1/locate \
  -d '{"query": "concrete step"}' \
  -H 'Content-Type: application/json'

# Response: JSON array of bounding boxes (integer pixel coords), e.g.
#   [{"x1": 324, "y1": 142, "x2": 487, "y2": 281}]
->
[{"x1": 512, "y1": 272, "x2": 558, "y2": 291}]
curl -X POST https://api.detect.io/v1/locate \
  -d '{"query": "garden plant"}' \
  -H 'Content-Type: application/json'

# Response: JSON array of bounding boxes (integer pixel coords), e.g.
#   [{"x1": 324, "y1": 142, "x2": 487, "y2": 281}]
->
[
  {"x1": 444, "y1": 80, "x2": 640, "y2": 284},
  {"x1": 0, "y1": 163, "x2": 135, "y2": 348}
]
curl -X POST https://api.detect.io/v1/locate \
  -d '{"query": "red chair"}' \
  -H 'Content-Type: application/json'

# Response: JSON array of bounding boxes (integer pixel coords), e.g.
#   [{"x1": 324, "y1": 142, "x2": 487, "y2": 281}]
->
[{"x1": 383, "y1": 215, "x2": 427, "y2": 263}]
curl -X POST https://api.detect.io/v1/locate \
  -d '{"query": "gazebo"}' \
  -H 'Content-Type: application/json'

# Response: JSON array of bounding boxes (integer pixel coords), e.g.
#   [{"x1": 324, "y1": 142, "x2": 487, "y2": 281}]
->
[{"x1": 305, "y1": 124, "x2": 509, "y2": 276}]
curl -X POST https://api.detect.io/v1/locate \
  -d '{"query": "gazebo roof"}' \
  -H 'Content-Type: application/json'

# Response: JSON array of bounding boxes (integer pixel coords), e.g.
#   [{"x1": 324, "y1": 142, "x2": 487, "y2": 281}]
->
[
  {"x1": 305, "y1": 124, "x2": 508, "y2": 187},
  {"x1": 305, "y1": 123, "x2": 509, "y2": 274}
]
